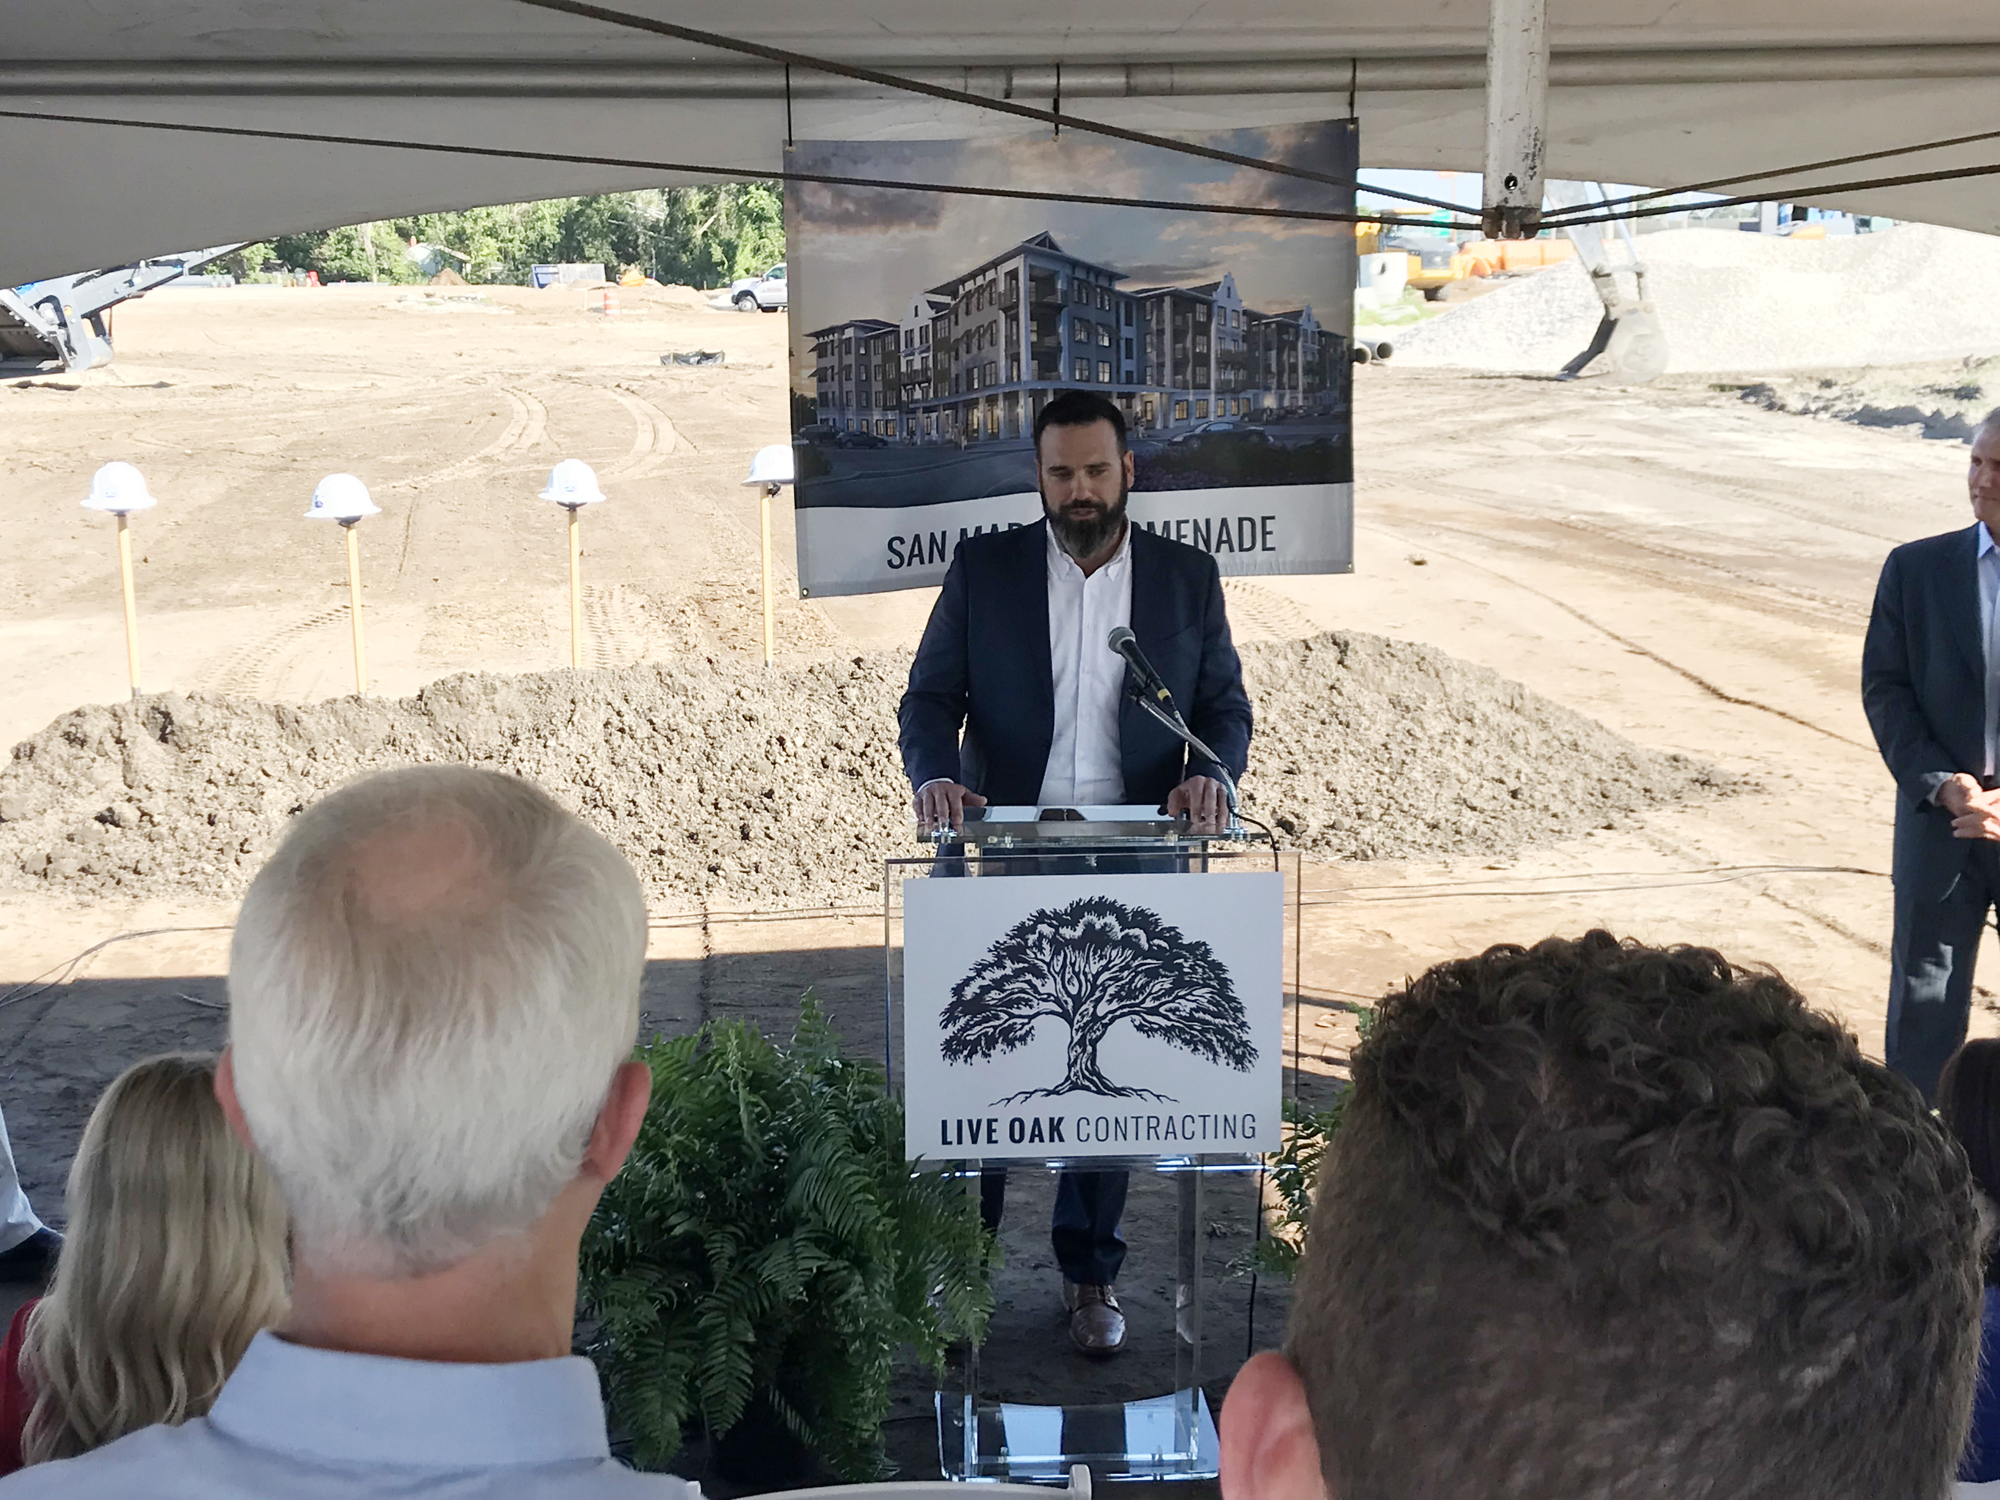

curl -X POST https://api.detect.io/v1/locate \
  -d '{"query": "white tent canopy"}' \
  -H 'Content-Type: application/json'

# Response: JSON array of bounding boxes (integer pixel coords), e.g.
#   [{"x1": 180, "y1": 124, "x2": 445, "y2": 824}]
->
[{"x1": 2, "y1": 0, "x2": 1996, "y2": 284}]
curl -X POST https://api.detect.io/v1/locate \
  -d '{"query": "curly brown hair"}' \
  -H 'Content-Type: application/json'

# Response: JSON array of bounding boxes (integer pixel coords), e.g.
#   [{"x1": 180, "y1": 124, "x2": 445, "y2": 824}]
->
[{"x1": 1287, "y1": 930, "x2": 1982, "y2": 1500}]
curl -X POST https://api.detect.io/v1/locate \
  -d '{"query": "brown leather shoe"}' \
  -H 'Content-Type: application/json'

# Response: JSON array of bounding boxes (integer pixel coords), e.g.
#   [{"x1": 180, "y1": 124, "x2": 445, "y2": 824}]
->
[{"x1": 1062, "y1": 1281, "x2": 1126, "y2": 1356}]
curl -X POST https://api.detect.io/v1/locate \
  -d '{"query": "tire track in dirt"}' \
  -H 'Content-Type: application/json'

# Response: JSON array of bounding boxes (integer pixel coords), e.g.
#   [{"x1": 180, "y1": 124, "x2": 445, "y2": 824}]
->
[
  {"x1": 199, "y1": 606, "x2": 352, "y2": 697},
  {"x1": 581, "y1": 584, "x2": 654, "y2": 670},
  {"x1": 1222, "y1": 580, "x2": 1319, "y2": 642},
  {"x1": 603, "y1": 387, "x2": 692, "y2": 481},
  {"x1": 1374, "y1": 521, "x2": 1874, "y2": 750},
  {"x1": 202, "y1": 384, "x2": 553, "y2": 696}
]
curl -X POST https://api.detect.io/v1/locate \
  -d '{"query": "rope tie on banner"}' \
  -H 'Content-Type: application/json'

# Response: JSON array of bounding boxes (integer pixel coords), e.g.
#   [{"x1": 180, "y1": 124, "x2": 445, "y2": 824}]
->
[
  {"x1": 784, "y1": 62, "x2": 793, "y2": 148},
  {"x1": 1347, "y1": 57, "x2": 1358, "y2": 121},
  {"x1": 1053, "y1": 61, "x2": 1061, "y2": 140}
]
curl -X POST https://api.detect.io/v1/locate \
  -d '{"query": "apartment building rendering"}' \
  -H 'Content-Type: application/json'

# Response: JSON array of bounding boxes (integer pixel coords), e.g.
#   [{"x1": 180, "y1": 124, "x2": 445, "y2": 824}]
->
[{"x1": 805, "y1": 232, "x2": 1348, "y2": 443}]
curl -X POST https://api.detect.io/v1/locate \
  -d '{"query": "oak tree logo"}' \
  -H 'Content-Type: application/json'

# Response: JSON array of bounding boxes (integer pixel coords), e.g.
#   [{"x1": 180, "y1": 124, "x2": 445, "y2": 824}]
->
[{"x1": 942, "y1": 896, "x2": 1257, "y2": 1103}]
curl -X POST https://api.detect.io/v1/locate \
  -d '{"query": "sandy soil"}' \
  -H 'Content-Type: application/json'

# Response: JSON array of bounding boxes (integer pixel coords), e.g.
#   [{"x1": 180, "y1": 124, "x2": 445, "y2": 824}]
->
[{"x1": 3, "y1": 284, "x2": 1995, "y2": 1478}]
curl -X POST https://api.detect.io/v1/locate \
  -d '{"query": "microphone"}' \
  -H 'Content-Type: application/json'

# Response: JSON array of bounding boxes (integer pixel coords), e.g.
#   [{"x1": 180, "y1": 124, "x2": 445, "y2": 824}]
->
[
  {"x1": 1107, "y1": 625, "x2": 1244, "y2": 826},
  {"x1": 1107, "y1": 625, "x2": 1173, "y2": 709}
]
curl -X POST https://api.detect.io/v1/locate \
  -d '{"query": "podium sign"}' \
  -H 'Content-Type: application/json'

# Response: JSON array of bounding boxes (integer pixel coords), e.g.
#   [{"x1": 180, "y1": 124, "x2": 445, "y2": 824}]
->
[{"x1": 902, "y1": 870, "x2": 1283, "y2": 1162}]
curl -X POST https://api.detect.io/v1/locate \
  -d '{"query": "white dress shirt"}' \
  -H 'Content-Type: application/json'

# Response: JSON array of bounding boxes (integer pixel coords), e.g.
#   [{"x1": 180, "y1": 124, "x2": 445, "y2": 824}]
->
[
  {"x1": 0, "y1": 1330, "x2": 701, "y2": 1499},
  {"x1": 1037, "y1": 522, "x2": 1133, "y2": 807}
]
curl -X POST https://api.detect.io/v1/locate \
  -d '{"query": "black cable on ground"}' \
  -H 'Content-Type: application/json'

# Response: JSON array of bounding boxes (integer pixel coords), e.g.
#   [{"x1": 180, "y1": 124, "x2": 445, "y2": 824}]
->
[
  {"x1": 505, "y1": 0, "x2": 1467, "y2": 215},
  {"x1": 0, "y1": 926, "x2": 234, "y2": 1015},
  {"x1": 0, "y1": 109, "x2": 1475, "y2": 231}
]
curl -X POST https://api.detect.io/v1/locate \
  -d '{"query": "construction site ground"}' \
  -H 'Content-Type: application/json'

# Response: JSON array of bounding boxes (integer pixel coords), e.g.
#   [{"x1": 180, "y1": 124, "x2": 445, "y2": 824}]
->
[{"x1": 0, "y1": 281, "x2": 1990, "y2": 1476}]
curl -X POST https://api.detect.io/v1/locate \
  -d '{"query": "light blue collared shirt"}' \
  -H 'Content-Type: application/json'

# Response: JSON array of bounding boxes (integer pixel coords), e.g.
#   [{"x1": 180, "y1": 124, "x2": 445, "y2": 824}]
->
[{"x1": 0, "y1": 1330, "x2": 701, "y2": 1498}]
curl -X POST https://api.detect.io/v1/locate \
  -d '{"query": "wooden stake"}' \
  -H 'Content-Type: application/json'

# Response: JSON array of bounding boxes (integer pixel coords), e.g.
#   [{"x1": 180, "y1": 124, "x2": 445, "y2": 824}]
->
[
  {"x1": 759, "y1": 484, "x2": 775, "y2": 668},
  {"x1": 568, "y1": 506, "x2": 585, "y2": 669},
  {"x1": 115, "y1": 513, "x2": 141, "y2": 698},
  {"x1": 344, "y1": 522, "x2": 368, "y2": 695}
]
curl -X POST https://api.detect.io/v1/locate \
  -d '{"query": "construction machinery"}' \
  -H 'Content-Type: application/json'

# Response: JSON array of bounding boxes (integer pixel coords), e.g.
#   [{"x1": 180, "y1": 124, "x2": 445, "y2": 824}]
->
[
  {"x1": 1544, "y1": 182, "x2": 1668, "y2": 384},
  {"x1": 0, "y1": 245, "x2": 244, "y2": 374},
  {"x1": 1358, "y1": 212, "x2": 1576, "y2": 300}
]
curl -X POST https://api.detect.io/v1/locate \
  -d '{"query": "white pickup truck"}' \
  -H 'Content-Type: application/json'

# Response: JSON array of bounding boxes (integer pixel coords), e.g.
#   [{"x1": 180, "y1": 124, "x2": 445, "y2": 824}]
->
[{"x1": 728, "y1": 263, "x2": 787, "y2": 312}]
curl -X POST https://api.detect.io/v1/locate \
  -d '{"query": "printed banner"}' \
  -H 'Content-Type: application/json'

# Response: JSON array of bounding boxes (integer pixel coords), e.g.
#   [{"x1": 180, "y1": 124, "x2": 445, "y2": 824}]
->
[
  {"x1": 901, "y1": 871, "x2": 1284, "y2": 1162},
  {"x1": 784, "y1": 123, "x2": 1358, "y2": 597}
]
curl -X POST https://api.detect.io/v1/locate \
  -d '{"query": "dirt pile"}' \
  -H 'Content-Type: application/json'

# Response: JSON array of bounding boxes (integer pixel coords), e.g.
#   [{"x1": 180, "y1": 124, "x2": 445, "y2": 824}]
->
[
  {"x1": 0, "y1": 634, "x2": 1732, "y2": 910},
  {"x1": 1728, "y1": 357, "x2": 1994, "y2": 440},
  {"x1": 1392, "y1": 223, "x2": 2000, "y2": 375}
]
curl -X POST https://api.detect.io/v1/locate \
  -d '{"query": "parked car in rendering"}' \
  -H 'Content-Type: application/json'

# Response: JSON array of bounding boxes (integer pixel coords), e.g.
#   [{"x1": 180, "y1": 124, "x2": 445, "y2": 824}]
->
[
  {"x1": 729, "y1": 263, "x2": 788, "y2": 311},
  {"x1": 1167, "y1": 419, "x2": 1273, "y2": 447},
  {"x1": 834, "y1": 428, "x2": 889, "y2": 449}
]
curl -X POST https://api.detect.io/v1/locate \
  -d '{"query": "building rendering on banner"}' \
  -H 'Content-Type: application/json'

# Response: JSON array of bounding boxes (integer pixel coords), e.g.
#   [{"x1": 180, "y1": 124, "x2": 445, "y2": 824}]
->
[{"x1": 805, "y1": 233, "x2": 1348, "y2": 443}]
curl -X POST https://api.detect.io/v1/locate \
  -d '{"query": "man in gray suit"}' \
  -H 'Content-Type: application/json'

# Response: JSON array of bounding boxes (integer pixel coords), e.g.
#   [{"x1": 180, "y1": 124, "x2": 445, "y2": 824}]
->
[{"x1": 1862, "y1": 409, "x2": 2000, "y2": 1100}]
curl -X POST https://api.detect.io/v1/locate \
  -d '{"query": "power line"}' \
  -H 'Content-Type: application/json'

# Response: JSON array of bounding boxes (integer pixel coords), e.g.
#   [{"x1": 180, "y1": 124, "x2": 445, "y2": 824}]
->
[
  {"x1": 0, "y1": 107, "x2": 1478, "y2": 230},
  {"x1": 506, "y1": 0, "x2": 1463, "y2": 215},
  {"x1": 1539, "y1": 157, "x2": 2000, "y2": 229},
  {"x1": 1541, "y1": 125, "x2": 2000, "y2": 223}
]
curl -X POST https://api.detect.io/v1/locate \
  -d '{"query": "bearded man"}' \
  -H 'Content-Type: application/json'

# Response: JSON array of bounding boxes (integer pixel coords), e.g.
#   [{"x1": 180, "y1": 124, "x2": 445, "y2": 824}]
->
[{"x1": 898, "y1": 387, "x2": 1253, "y2": 1356}]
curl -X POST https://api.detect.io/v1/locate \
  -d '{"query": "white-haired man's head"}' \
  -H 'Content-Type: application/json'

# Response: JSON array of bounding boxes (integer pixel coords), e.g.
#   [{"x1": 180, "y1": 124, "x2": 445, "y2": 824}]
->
[{"x1": 227, "y1": 765, "x2": 647, "y2": 1277}]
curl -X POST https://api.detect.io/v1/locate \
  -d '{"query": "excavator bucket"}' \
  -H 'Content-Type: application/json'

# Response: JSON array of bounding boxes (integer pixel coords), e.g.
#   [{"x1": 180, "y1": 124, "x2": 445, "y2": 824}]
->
[
  {"x1": 1560, "y1": 305, "x2": 1668, "y2": 384},
  {"x1": 1546, "y1": 182, "x2": 1668, "y2": 385}
]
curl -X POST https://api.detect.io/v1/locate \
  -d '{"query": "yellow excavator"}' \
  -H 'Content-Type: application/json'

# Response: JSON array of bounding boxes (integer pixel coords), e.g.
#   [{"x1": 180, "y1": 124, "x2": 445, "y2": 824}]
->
[{"x1": 1357, "y1": 210, "x2": 1575, "y2": 299}]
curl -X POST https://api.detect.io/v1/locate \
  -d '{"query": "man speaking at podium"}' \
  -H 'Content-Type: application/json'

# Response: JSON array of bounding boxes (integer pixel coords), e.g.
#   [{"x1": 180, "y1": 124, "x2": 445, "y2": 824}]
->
[{"x1": 899, "y1": 388, "x2": 1253, "y2": 1356}]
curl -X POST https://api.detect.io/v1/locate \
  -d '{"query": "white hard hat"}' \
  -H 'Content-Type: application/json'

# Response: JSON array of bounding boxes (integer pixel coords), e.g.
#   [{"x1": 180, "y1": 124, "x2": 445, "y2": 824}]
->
[
  {"x1": 741, "y1": 444, "x2": 795, "y2": 488},
  {"x1": 305, "y1": 473, "x2": 380, "y2": 521},
  {"x1": 81, "y1": 461, "x2": 158, "y2": 515},
  {"x1": 539, "y1": 458, "x2": 607, "y2": 508}
]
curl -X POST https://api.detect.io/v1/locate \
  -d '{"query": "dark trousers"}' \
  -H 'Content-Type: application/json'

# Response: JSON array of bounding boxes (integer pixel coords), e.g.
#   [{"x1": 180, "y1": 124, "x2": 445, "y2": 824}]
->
[
  {"x1": 948, "y1": 838, "x2": 1173, "y2": 1288},
  {"x1": 979, "y1": 1165, "x2": 1129, "y2": 1286},
  {"x1": 1888, "y1": 841, "x2": 2000, "y2": 1102}
]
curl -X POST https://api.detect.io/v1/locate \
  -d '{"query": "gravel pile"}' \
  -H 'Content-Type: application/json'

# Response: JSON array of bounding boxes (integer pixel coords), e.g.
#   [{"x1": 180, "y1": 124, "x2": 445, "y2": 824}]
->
[
  {"x1": 1392, "y1": 223, "x2": 2000, "y2": 375},
  {"x1": 0, "y1": 635, "x2": 1732, "y2": 910}
]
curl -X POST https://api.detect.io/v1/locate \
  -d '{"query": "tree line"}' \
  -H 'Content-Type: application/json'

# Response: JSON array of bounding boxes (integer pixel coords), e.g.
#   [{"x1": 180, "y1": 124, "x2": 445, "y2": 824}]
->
[{"x1": 226, "y1": 185, "x2": 784, "y2": 288}]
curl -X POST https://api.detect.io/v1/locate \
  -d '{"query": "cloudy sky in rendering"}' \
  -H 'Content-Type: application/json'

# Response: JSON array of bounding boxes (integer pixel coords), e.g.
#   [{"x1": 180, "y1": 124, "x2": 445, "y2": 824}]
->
[{"x1": 785, "y1": 121, "x2": 1356, "y2": 388}]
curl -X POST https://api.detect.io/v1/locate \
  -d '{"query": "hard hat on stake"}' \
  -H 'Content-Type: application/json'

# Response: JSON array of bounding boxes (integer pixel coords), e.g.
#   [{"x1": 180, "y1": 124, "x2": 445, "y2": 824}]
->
[
  {"x1": 741, "y1": 444, "x2": 795, "y2": 491},
  {"x1": 306, "y1": 473, "x2": 379, "y2": 521},
  {"x1": 539, "y1": 459, "x2": 607, "y2": 508},
  {"x1": 82, "y1": 461, "x2": 158, "y2": 515}
]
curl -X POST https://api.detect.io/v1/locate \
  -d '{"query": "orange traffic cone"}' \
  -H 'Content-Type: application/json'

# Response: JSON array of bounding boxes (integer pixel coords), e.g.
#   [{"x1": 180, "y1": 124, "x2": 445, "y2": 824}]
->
[{"x1": 599, "y1": 286, "x2": 620, "y2": 316}]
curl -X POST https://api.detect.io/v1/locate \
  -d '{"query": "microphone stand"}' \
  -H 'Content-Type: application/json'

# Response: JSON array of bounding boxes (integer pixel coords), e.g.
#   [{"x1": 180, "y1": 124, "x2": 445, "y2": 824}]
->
[{"x1": 1126, "y1": 681, "x2": 1246, "y2": 839}]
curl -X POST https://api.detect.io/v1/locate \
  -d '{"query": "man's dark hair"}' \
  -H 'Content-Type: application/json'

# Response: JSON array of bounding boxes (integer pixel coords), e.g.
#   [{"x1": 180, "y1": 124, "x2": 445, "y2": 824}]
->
[
  {"x1": 1033, "y1": 389, "x2": 1126, "y2": 455},
  {"x1": 1288, "y1": 930, "x2": 1982, "y2": 1500}
]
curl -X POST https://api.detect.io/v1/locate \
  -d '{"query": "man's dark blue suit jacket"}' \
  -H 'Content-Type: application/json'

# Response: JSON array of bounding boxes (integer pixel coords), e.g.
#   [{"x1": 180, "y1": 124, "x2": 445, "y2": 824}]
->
[
  {"x1": 899, "y1": 519, "x2": 1253, "y2": 806},
  {"x1": 1862, "y1": 523, "x2": 1987, "y2": 901}
]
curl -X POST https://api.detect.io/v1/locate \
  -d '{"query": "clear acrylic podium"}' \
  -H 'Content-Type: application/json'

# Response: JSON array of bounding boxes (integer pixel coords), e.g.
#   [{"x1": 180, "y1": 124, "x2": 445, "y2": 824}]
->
[{"x1": 884, "y1": 807, "x2": 1299, "y2": 1483}]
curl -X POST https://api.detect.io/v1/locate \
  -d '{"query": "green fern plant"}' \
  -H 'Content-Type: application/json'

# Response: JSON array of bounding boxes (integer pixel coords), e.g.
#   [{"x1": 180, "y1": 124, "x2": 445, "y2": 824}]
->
[
  {"x1": 1246, "y1": 1005, "x2": 1375, "y2": 1280},
  {"x1": 579, "y1": 996, "x2": 995, "y2": 1480}
]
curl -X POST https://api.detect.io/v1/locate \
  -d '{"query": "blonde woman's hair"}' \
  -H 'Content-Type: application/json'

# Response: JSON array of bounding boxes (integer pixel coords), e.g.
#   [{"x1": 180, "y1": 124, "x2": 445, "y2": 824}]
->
[
  {"x1": 228, "y1": 766, "x2": 646, "y2": 1277},
  {"x1": 20, "y1": 1053, "x2": 288, "y2": 1464}
]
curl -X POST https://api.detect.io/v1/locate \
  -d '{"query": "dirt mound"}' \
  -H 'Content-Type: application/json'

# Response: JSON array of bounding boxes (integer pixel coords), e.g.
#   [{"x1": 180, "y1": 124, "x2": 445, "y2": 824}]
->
[
  {"x1": 427, "y1": 267, "x2": 468, "y2": 286},
  {"x1": 1729, "y1": 357, "x2": 1994, "y2": 440},
  {"x1": 0, "y1": 635, "x2": 1732, "y2": 910},
  {"x1": 1392, "y1": 223, "x2": 2000, "y2": 375}
]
